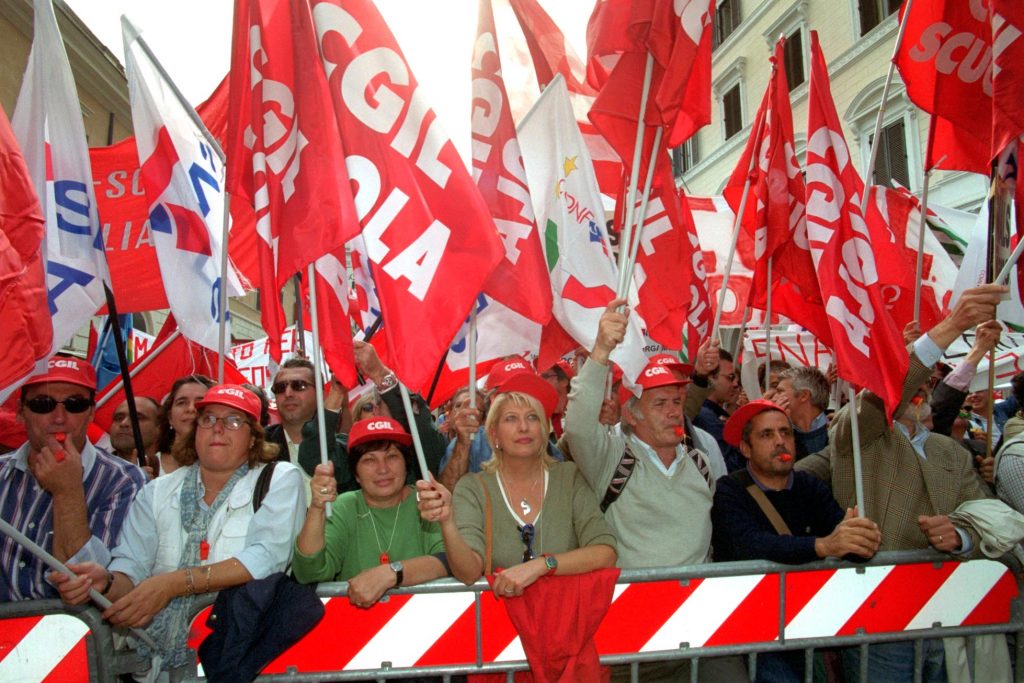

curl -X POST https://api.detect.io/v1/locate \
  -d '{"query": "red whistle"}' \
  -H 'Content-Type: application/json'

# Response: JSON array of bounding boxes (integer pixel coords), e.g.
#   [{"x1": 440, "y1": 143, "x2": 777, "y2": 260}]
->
[
  {"x1": 200, "y1": 540, "x2": 210, "y2": 561},
  {"x1": 673, "y1": 426, "x2": 684, "y2": 437},
  {"x1": 910, "y1": 395, "x2": 924, "y2": 406},
  {"x1": 54, "y1": 432, "x2": 67, "y2": 444},
  {"x1": 779, "y1": 453, "x2": 793, "y2": 462}
]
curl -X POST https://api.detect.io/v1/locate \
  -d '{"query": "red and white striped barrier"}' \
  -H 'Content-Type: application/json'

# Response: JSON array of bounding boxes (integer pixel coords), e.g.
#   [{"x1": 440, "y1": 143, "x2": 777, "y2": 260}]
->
[
  {"x1": 183, "y1": 559, "x2": 1018, "y2": 675},
  {"x1": 0, "y1": 613, "x2": 90, "y2": 681}
]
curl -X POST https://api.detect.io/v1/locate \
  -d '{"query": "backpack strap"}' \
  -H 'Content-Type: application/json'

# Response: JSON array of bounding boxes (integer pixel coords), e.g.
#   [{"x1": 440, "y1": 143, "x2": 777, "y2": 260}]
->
[
  {"x1": 731, "y1": 468, "x2": 792, "y2": 536},
  {"x1": 253, "y1": 461, "x2": 278, "y2": 513},
  {"x1": 601, "y1": 442, "x2": 639, "y2": 512}
]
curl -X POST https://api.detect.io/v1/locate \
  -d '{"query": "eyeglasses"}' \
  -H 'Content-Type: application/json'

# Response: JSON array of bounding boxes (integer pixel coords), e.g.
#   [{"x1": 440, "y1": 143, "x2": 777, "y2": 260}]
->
[
  {"x1": 24, "y1": 395, "x2": 94, "y2": 414},
  {"x1": 196, "y1": 413, "x2": 248, "y2": 431},
  {"x1": 271, "y1": 379, "x2": 312, "y2": 395},
  {"x1": 519, "y1": 523, "x2": 535, "y2": 563}
]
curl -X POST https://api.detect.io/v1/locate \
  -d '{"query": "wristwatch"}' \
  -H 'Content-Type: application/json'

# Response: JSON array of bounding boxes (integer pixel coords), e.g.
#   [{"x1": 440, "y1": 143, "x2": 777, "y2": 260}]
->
[
  {"x1": 542, "y1": 553, "x2": 557, "y2": 576},
  {"x1": 389, "y1": 560, "x2": 404, "y2": 587},
  {"x1": 377, "y1": 372, "x2": 399, "y2": 393}
]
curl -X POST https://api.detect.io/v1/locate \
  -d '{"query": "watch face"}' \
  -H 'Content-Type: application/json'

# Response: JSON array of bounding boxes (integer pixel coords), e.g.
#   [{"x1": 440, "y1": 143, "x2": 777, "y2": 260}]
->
[
  {"x1": 390, "y1": 561, "x2": 403, "y2": 572},
  {"x1": 545, "y1": 555, "x2": 557, "y2": 571}
]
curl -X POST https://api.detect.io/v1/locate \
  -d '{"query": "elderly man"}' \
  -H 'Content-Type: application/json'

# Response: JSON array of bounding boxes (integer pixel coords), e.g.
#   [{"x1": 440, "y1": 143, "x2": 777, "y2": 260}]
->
[
  {"x1": 0, "y1": 357, "x2": 146, "y2": 601},
  {"x1": 796, "y1": 284, "x2": 1006, "y2": 683},
  {"x1": 774, "y1": 366, "x2": 832, "y2": 459},
  {"x1": 109, "y1": 396, "x2": 162, "y2": 468}
]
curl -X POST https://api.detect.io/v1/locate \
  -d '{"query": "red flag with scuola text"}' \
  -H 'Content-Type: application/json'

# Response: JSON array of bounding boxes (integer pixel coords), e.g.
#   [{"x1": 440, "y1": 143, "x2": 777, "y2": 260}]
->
[
  {"x1": 226, "y1": 0, "x2": 360, "y2": 365},
  {"x1": 722, "y1": 37, "x2": 831, "y2": 345},
  {"x1": 508, "y1": 0, "x2": 622, "y2": 197},
  {"x1": 0, "y1": 103, "x2": 50, "y2": 394},
  {"x1": 92, "y1": 315, "x2": 247, "y2": 432},
  {"x1": 310, "y1": 0, "x2": 504, "y2": 391},
  {"x1": 471, "y1": 0, "x2": 551, "y2": 325},
  {"x1": 895, "y1": 0, "x2": 1024, "y2": 171},
  {"x1": 806, "y1": 32, "x2": 907, "y2": 419}
]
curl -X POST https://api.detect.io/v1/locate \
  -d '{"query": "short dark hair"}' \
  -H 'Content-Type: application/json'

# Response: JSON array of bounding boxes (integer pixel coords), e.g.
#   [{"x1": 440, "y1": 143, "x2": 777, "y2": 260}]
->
[
  {"x1": 347, "y1": 439, "x2": 414, "y2": 483},
  {"x1": 158, "y1": 374, "x2": 216, "y2": 453},
  {"x1": 709, "y1": 349, "x2": 734, "y2": 378},
  {"x1": 757, "y1": 360, "x2": 792, "y2": 385},
  {"x1": 276, "y1": 357, "x2": 315, "y2": 380},
  {"x1": 1013, "y1": 372, "x2": 1024, "y2": 406}
]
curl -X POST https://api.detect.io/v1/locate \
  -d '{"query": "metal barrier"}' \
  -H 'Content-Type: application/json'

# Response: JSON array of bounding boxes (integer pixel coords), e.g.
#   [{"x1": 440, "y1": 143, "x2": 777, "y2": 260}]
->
[
  {"x1": 2, "y1": 551, "x2": 1019, "y2": 681},
  {"x1": 180, "y1": 550, "x2": 1022, "y2": 682}
]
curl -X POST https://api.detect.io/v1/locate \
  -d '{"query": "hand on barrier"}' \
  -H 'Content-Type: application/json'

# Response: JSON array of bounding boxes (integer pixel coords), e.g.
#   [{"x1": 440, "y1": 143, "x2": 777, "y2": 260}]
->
[
  {"x1": 50, "y1": 561, "x2": 108, "y2": 606},
  {"x1": 816, "y1": 508, "x2": 881, "y2": 559},
  {"x1": 103, "y1": 573, "x2": 174, "y2": 628},
  {"x1": 491, "y1": 560, "x2": 545, "y2": 599},
  {"x1": 416, "y1": 478, "x2": 452, "y2": 525},
  {"x1": 347, "y1": 564, "x2": 397, "y2": 609},
  {"x1": 918, "y1": 514, "x2": 962, "y2": 553}
]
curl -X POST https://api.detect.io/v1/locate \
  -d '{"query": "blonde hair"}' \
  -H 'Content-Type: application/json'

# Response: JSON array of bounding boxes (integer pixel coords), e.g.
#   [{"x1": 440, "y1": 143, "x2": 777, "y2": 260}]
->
[{"x1": 481, "y1": 391, "x2": 555, "y2": 473}]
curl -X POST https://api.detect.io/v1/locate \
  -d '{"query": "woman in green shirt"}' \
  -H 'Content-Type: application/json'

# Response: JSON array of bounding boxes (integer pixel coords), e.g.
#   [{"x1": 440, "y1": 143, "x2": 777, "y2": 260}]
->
[
  {"x1": 417, "y1": 371, "x2": 617, "y2": 598},
  {"x1": 293, "y1": 417, "x2": 447, "y2": 608}
]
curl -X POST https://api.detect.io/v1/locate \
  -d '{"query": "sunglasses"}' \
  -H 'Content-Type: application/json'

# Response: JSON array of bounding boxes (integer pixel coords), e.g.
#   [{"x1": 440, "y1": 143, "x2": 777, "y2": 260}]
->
[
  {"x1": 271, "y1": 379, "x2": 313, "y2": 395},
  {"x1": 196, "y1": 413, "x2": 248, "y2": 431},
  {"x1": 25, "y1": 395, "x2": 94, "y2": 414},
  {"x1": 519, "y1": 523, "x2": 535, "y2": 563}
]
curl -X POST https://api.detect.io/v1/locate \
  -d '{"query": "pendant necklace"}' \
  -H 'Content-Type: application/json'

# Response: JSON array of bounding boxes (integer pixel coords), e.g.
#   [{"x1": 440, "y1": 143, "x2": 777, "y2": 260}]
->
[
  {"x1": 500, "y1": 469, "x2": 542, "y2": 517},
  {"x1": 367, "y1": 494, "x2": 404, "y2": 564}
]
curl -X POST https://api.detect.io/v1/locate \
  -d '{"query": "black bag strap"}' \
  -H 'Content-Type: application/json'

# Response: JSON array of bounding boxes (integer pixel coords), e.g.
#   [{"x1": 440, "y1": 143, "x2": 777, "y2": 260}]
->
[
  {"x1": 601, "y1": 442, "x2": 639, "y2": 512},
  {"x1": 253, "y1": 461, "x2": 278, "y2": 513}
]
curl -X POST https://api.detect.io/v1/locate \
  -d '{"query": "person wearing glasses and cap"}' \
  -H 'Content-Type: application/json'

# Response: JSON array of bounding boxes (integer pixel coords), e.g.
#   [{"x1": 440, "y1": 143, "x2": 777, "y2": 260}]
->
[
  {"x1": 53, "y1": 384, "x2": 306, "y2": 676},
  {"x1": 416, "y1": 372, "x2": 616, "y2": 598},
  {"x1": 0, "y1": 356, "x2": 147, "y2": 602},
  {"x1": 292, "y1": 417, "x2": 448, "y2": 608}
]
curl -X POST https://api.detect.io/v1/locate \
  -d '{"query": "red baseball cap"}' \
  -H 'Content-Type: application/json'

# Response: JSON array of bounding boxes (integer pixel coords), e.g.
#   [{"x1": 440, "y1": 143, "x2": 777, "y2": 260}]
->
[
  {"x1": 485, "y1": 357, "x2": 535, "y2": 390},
  {"x1": 649, "y1": 353, "x2": 694, "y2": 379},
  {"x1": 24, "y1": 356, "x2": 97, "y2": 391},
  {"x1": 196, "y1": 384, "x2": 262, "y2": 422},
  {"x1": 349, "y1": 416, "x2": 413, "y2": 450},
  {"x1": 553, "y1": 359, "x2": 576, "y2": 380},
  {"x1": 618, "y1": 358, "x2": 691, "y2": 405},
  {"x1": 723, "y1": 399, "x2": 787, "y2": 447},
  {"x1": 496, "y1": 372, "x2": 560, "y2": 417}
]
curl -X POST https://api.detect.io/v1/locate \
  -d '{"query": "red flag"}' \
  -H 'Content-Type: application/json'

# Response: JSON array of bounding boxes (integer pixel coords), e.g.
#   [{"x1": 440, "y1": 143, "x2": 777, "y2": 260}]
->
[
  {"x1": 471, "y1": 0, "x2": 551, "y2": 324},
  {"x1": 92, "y1": 316, "x2": 247, "y2": 432},
  {"x1": 226, "y1": 0, "x2": 360, "y2": 364},
  {"x1": 302, "y1": 252, "x2": 358, "y2": 389},
  {"x1": 895, "y1": 0, "x2": 1024, "y2": 170},
  {"x1": 310, "y1": 0, "x2": 504, "y2": 391},
  {"x1": 0, "y1": 103, "x2": 50, "y2": 394},
  {"x1": 508, "y1": 0, "x2": 622, "y2": 196},
  {"x1": 722, "y1": 38, "x2": 831, "y2": 345},
  {"x1": 806, "y1": 32, "x2": 908, "y2": 419}
]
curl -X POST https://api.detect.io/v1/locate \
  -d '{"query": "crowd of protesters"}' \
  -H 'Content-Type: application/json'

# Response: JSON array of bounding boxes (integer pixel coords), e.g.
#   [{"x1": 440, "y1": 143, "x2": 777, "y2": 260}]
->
[{"x1": 3, "y1": 283, "x2": 1024, "y2": 681}]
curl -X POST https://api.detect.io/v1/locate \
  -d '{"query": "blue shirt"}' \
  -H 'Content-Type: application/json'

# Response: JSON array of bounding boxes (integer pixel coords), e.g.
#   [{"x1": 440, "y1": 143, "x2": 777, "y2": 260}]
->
[{"x1": 0, "y1": 441, "x2": 146, "y2": 601}]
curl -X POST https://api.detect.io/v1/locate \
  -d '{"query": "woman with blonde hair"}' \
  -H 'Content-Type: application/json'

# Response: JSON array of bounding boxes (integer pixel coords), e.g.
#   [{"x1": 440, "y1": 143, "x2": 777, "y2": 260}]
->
[{"x1": 417, "y1": 371, "x2": 616, "y2": 598}]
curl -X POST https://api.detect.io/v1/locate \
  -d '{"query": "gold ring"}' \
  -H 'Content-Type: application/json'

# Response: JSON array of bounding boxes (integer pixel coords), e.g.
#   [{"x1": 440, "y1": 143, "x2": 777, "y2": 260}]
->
[
  {"x1": 319, "y1": 488, "x2": 329, "y2": 495},
  {"x1": 504, "y1": 587, "x2": 513, "y2": 594},
  {"x1": 938, "y1": 535, "x2": 943, "y2": 543}
]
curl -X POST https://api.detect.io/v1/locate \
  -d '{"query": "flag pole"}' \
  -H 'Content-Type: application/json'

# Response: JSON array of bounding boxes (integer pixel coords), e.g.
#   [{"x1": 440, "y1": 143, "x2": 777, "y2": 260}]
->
[
  {"x1": 617, "y1": 126, "x2": 664, "y2": 298},
  {"x1": 399, "y1": 384, "x2": 432, "y2": 482},
  {"x1": 913, "y1": 115, "x2": 937, "y2": 321},
  {"x1": 124, "y1": 17, "x2": 231, "y2": 381},
  {"x1": 860, "y1": 0, "x2": 915, "y2": 207},
  {"x1": 468, "y1": 303, "x2": 478, "y2": 410},
  {"x1": 305, "y1": 263, "x2": 332, "y2": 517},
  {"x1": 94, "y1": 329, "x2": 182, "y2": 409},
  {"x1": 615, "y1": 53, "x2": 655, "y2": 300},
  {"x1": 710, "y1": 114, "x2": 768, "y2": 342},
  {"x1": 847, "y1": 385, "x2": 867, "y2": 516},
  {"x1": 763, "y1": 256, "x2": 773, "y2": 395},
  {"x1": 425, "y1": 349, "x2": 450, "y2": 406},
  {"x1": 101, "y1": 293, "x2": 148, "y2": 468},
  {"x1": 0, "y1": 516, "x2": 157, "y2": 649},
  {"x1": 732, "y1": 306, "x2": 750, "y2": 363}
]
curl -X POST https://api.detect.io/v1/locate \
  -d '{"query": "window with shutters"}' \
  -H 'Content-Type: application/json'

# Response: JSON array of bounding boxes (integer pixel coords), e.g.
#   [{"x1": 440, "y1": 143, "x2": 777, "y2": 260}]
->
[
  {"x1": 858, "y1": 0, "x2": 901, "y2": 36},
  {"x1": 782, "y1": 30, "x2": 804, "y2": 91},
  {"x1": 723, "y1": 85, "x2": 743, "y2": 139},
  {"x1": 672, "y1": 138, "x2": 701, "y2": 177},
  {"x1": 869, "y1": 120, "x2": 911, "y2": 189},
  {"x1": 714, "y1": 0, "x2": 742, "y2": 49}
]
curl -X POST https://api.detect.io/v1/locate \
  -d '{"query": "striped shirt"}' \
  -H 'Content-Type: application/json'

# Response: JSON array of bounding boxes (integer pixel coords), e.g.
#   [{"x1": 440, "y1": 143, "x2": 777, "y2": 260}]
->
[{"x1": 0, "y1": 441, "x2": 146, "y2": 601}]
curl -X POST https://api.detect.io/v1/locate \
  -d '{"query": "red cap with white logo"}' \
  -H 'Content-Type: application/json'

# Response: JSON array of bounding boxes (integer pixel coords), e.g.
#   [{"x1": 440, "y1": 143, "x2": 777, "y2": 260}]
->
[
  {"x1": 648, "y1": 353, "x2": 694, "y2": 379},
  {"x1": 485, "y1": 357, "x2": 535, "y2": 390},
  {"x1": 24, "y1": 356, "x2": 98, "y2": 391},
  {"x1": 196, "y1": 384, "x2": 262, "y2": 421},
  {"x1": 348, "y1": 416, "x2": 413, "y2": 450},
  {"x1": 618, "y1": 357, "x2": 691, "y2": 404}
]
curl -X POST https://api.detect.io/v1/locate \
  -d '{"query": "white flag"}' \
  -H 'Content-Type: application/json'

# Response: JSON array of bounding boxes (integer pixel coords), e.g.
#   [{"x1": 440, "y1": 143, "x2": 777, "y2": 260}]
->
[
  {"x1": 123, "y1": 18, "x2": 242, "y2": 351},
  {"x1": 11, "y1": 0, "x2": 108, "y2": 366},
  {"x1": 517, "y1": 76, "x2": 647, "y2": 384}
]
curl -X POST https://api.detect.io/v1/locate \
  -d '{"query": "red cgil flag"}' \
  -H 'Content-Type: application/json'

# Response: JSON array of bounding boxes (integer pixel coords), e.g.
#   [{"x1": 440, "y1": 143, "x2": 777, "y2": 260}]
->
[
  {"x1": 895, "y1": 0, "x2": 1024, "y2": 172},
  {"x1": 0, "y1": 103, "x2": 50, "y2": 395},
  {"x1": 226, "y1": 0, "x2": 360, "y2": 367},
  {"x1": 471, "y1": 0, "x2": 552, "y2": 325},
  {"x1": 310, "y1": 0, "x2": 504, "y2": 391},
  {"x1": 508, "y1": 0, "x2": 623, "y2": 197},
  {"x1": 722, "y1": 37, "x2": 831, "y2": 345},
  {"x1": 806, "y1": 32, "x2": 908, "y2": 420}
]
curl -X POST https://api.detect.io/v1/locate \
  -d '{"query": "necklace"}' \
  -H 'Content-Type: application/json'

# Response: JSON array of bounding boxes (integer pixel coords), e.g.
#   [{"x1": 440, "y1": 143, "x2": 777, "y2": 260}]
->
[
  {"x1": 366, "y1": 494, "x2": 404, "y2": 564},
  {"x1": 499, "y1": 469, "x2": 542, "y2": 517}
]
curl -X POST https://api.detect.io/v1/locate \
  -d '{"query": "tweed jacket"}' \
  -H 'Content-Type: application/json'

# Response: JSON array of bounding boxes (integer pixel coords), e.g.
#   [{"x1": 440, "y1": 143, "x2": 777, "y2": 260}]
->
[{"x1": 797, "y1": 354, "x2": 990, "y2": 554}]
